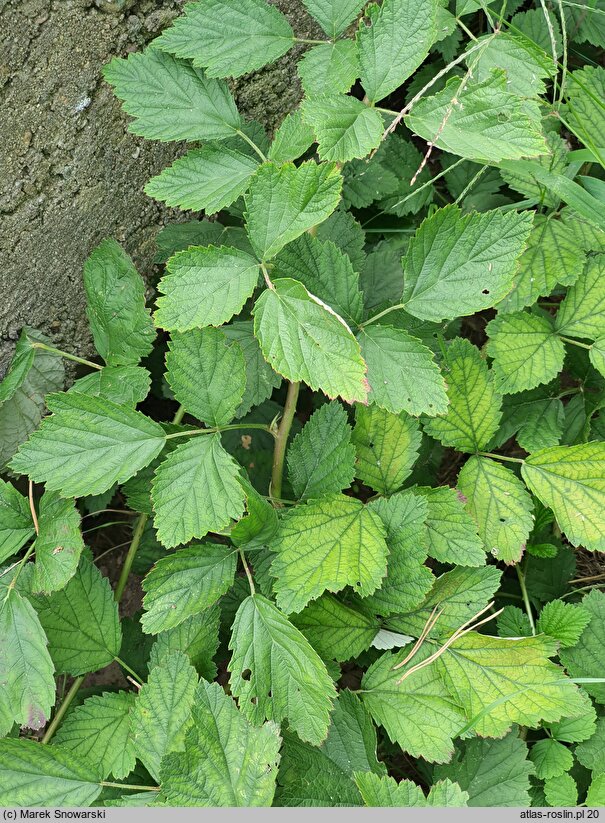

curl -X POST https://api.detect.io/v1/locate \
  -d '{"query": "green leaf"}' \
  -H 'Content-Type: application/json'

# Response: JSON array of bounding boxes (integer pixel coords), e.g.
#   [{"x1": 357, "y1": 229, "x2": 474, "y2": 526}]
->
[
  {"x1": 406, "y1": 70, "x2": 547, "y2": 163},
  {"x1": 145, "y1": 146, "x2": 259, "y2": 214},
  {"x1": 275, "y1": 234, "x2": 363, "y2": 326},
  {"x1": 316, "y1": 207, "x2": 366, "y2": 273},
  {"x1": 361, "y1": 646, "x2": 465, "y2": 763},
  {"x1": 544, "y1": 773, "x2": 578, "y2": 808},
  {"x1": 355, "y1": 773, "x2": 467, "y2": 807},
  {"x1": 166, "y1": 328, "x2": 245, "y2": 427},
  {"x1": 270, "y1": 494, "x2": 388, "y2": 613},
  {"x1": 537, "y1": 600, "x2": 591, "y2": 648},
  {"x1": 268, "y1": 111, "x2": 316, "y2": 164},
  {"x1": 277, "y1": 731, "x2": 362, "y2": 806},
  {"x1": 457, "y1": 456, "x2": 534, "y2": 565},
  {"x1": 0, "y1": 329, "x2": 64, "y2": 469},
  {"x1": 423, "y1": 338, "x2": 502, "y2": 452},
  {"x1": 70, "y1": 365, "x2": 151, "y2": 406},
  {"x1": 151, "y1": 605, "x2": 221, "y2": 682},
  {"x1": 291, "y1": 594, "x2": 380, "y2": 661},
  {"x1": 103, "y1": 48, "x2": 240, "y2": 142},
  {"x1": 155, "y1": 245, "x2": 260, "y2": 332},
  {"x1": 0, "y1": 589, "x2": 55, "y2": 736},
  {"x1": 358, "y1": 324, "x2": 448, "y2": 416},
  {"x1": 529, "y1": 738, "x2": 573, "y2": 780},
  {"x1": 497, "y1": 216, "x2": 585, "y2": 314},
  {"x1": 521, "y1": 442, "x2": 605, "y2": 552},
  {"x1": 414, "y1": 486, "x2": 486, "y2": 566},
  {"x1": 556, "y1": 255, "x2": 605, "y2": 341},
  {"x1": 357, "y1": 0, "x2": 438, "y2": 102},
  {"x1": 302, "y1": 0, "x2": 366, "y2": 37},
  {"x1": 469, "y1": 32, "x2": 555, "y2": 97},
  {"x1": 560, "y1": 590, "x2": 605, "y2": 704},
  {"x1": 160, "y1": 679, "x2": 281, "y2": 806},
  {"x1": 32, "y1": 491, "x2": 85, "y2": 594},
  {"x1": 53, "y1": 692, "x2": 136, "y2": 781},
  {"x1": 548, "y1": 701, "x2": 597, "y2": 744},
  {"x1": 590, "y1": 338, "x2": 605, "y2": 379},
  {"x1": 132, "y1": 651, "x2": 198, "y2": 782},
  {"x1": 83, "y1": 239, "x2": 154, "y2": 367},
  {"x1": 352, "y1": 405, "x2": 421, "y2": 494},
  {"x1": 253, "y1": 278, "x2": 368, "y2": 404},
  {"x1": 229, "y1": 594, "x2": 336, "y2": 745},
  {"x1": 0, "y1": 739, "x2": 102, "y2": 807},
  {"x1": 223, "y1": 321, "x2": 282, "y2": 417},
  {"x1": 576, "y1": 716, "x2": 605, "y2": 773},
  {"x1": 387, "y1": 565, "x2": 502, "y2": 639},
  {"x1": 565, "y1": 67, "x2": 605, "y2": 167},
  {"x1": 298, "y1": 42, "x2": 360, "y2": 98},
  {"x1": 230, "y1": 477, "x2": 279, "y2": 549},
  {"x1": 151, "y1": 434, "x2": 246, "y2": 548},
  {"x1": 141, "y1": 543, "x2": 237, "y2": 633},
  {"x1": 302, "y1": 95, "x2": 383, "y2": 163},
  {"x1": 402, "y1": 205, "x2": 533, "y2": 322},
  {"x1": 434, "y1": 732, "x2": 534, "y2": 807},
  {"x1": 33, "y1": 557, "x2": 121, "y2": 676},
  {"x1": 154, "y1": 0, "x2": 294, "y2": 78},
  {"x1": 497, "y1": 605, "x2": 532, "y2": 638},
  {"x1": 9, "y1": 392, "x2": 166, "y2": 498},
  {"x1": 437, "y1": 632, "x2": 585, "y2": 737},
  {"x1": 363, "y1": 491, "x2": 433, "y2": 615},
  {"x1": 287, "y1": 402, "x2": 355, "y2": 501},
  {"x1": 245, "y1": 160, "x2": 342, "y2": 260},
  {"x1": 322, "y1": 690, "x2": 385, "y2": 776},
  {"x1": 487, "y1": 311, "x2": 566, "y2": 394},
  {"x1": 0, "y1": 479, "x2": 34, "y2": 564}
]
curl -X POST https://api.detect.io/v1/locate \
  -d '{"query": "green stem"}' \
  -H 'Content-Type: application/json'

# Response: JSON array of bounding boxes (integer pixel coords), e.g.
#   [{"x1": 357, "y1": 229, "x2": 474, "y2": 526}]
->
[
  {"x1": 295, "y1": 37, "x2": 331, "y2": 45},
  {"x1": 559, "y1": 335, "x2": 592, "y2": 351},
  {"x1": 114, "y1": 513, "x2": 148, "y2": 603},
  {"x1": 239, "y1": 549, "x2": 256, "y2": 595},
  {"x1": 477, "y1": 451, "x2": 525, "y2": 465},
  {"x1": 271, "y1": 381, "x2": 300, "y2": 502},
  {"x1": 516, "y1": 563, "x2": 536, "y2": 635},
  {"x1": 6, "y1": 544, "x2": 35, "y2": 594},
  {"x1": 164, "y1": 422, "x2": 275, "y2": 440},
  {"x1": 100, "y1": 782, "x2": 160, "y2": 792},
  {"x1": 41, "y1": 676, "x2": 85, "y2": 744},
  {"x1": 31, "y1": 342, "x2": 102, "y2": 371},
  {"x1": 235, "y1": 129, "x2": 267, "y2": 162},
  {"x1": 115, "y1": 657, "x2": 144, "y2": 686},
  {"x1": 359, "y1": 303, "x2": 407, "y2": 329}
]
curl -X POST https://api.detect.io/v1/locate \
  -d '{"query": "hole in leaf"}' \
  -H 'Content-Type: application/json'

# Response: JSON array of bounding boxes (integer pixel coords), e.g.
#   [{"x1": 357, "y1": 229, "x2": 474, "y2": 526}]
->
[{"x1": 242, "y1": 669, "x2": 251, "y2": 681}]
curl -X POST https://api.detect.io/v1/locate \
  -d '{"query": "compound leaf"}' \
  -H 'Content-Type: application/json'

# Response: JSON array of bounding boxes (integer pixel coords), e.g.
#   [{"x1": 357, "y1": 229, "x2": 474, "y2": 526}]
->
[
  {"x1": 302, "y1": 95, "x2": 383, "y2": 163},
  {"x1": 352, "y1": 405, "x2": 421, "y2": 494},
  {"x1": 291, "y1": 594, "x2": 380, "y2": 662},
  {"x1": 32, "y1": 491, "x2": 85, "y2": 595}
]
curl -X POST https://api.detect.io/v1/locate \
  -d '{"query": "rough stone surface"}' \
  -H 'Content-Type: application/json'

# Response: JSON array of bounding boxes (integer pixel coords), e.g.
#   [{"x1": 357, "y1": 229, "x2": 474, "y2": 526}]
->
[{"x1": 0, "y1": 0, "x2": 319, "y2": 376}]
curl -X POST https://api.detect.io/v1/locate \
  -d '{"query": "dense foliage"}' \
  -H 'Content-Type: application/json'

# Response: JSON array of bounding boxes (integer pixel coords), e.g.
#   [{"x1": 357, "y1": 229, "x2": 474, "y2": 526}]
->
[{"x1": 1, "y1": 0, "x2": 605, "y2": 808}]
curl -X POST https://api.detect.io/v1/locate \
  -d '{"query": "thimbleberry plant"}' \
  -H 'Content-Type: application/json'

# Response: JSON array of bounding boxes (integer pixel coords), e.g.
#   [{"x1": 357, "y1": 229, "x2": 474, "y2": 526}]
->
[{"x1": 1, "y1": 0, "x2": 605, "y2": 808}]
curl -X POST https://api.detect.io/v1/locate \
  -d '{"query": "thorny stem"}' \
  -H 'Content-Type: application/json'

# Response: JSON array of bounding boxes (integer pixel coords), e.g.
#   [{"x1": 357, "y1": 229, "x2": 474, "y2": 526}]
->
[
  {"x1": 31, "y1": 341, "x2": 103, "y2": 371},
  {"x1": 271, "y1": 381, "x2": 300, "y2": 503},
  {"x1": 516, "y1": 563, "x2": 537, "y2": 636},
  {"x1": 41, "y1": 677, "x2": 85, "y2": 744},
  {"x1": 239, "y1": 550, "x2": 256, "y2": 595}
]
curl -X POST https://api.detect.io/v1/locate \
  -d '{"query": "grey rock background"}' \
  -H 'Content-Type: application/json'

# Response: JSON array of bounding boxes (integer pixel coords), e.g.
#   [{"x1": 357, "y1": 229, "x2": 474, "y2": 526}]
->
[{"x1": 0, "y1": 0, "x2": 316, "y2": 376}]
